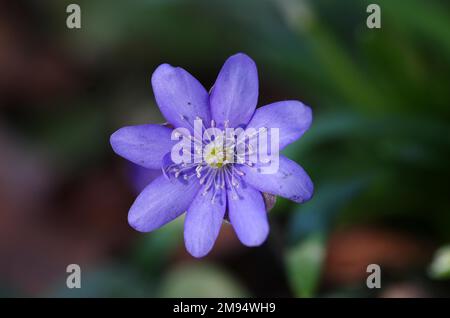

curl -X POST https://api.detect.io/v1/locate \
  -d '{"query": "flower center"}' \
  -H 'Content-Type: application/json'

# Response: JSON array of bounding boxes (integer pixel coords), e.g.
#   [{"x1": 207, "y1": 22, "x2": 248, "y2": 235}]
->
[
  {"x1": 164, "y1": 118, "x2": 263, "y2": 203},
  {"x1": 204, "y1": 142, "x2": 234, "y2": 169}
]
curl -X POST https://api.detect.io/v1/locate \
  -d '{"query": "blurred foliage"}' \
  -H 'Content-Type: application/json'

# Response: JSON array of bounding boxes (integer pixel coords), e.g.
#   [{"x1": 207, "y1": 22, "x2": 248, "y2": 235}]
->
[
  {"x1": 1, "y1": 0, "x2": 449, "y2": 297},
  {"x1": 132, "y1": 217, "x2": 184, "y2": 277},
  {"x1": 429, "y1": 246, "x2": 450, "y2": 280},
  {"x1": 286, "y1": 233, "x2": 325, "y2": 297},
  {"x1": 158, "y1": 264, "x2": 249, "y2": 297},
  {"x1": 49, "y1": 265, "x2": 154, "y2": 298}
]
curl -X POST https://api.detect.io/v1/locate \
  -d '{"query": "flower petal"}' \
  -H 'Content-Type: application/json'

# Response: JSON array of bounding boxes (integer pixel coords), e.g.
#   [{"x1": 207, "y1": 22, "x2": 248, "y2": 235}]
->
[
  {"x1": 128, "y1": 164, "x2": 162, "y2": 193},
  {"x1": 246, "y1": 100, "x2": 312, "y2": 151},
  {"x1": 151, "y1": 64, "x2": 211, "y2": 131},
  {"x1": 110, "y1": 124, "x2": 175, "y2": 169},
  {"x1": 210, "y1": 53, "x2": 258, "y2": 128},
  {"x1": 240, "y1": 155, "x2": 313, "y2": 203},
  {"x1": 184, "y1": 187, "x2": 226, "y2": 258},
  {"x1": 128, "y1": 174, "x2": 201, "y2": 232},
  {"x1": 228, "y1": 184, "x2": 269, "y2": 246}
]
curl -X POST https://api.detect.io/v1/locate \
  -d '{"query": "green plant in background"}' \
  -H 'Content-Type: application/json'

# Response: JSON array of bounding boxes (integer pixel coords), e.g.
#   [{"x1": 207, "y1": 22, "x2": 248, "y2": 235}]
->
[
  {"x1": 429, "y1": 246, "x2": 450, "y2": 280},
  {"x1": 159, "y1": 264, "x2": 249, "y2": 298}
]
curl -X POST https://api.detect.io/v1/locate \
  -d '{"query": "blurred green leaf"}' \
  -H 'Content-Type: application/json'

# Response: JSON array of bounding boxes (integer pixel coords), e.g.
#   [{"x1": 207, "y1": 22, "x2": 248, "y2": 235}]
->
[
  {"x1": 429, "y1": 246, "x2": 450, "y2": 280},
  {"x1": 285, "y1": 176, "x2": 370, "y2": 298},
  {"x1": 288, "y1": 177, "x2": 369, "y2": 243},
  {"x1": 376, "y1": 0, "x2": 450, "y2": 57},
  {"x1": 286, "y1": 233, "x2": 325, "y2": 298},
  {"x1": 158, "y1": 263, "x2": 249, "y2": 298},
  {"x1": 284, "y1": 111, "x2": 450, "y2": 160},
  {"x1": 132, "y1": 217, "x2": 184, "y2": 276}
]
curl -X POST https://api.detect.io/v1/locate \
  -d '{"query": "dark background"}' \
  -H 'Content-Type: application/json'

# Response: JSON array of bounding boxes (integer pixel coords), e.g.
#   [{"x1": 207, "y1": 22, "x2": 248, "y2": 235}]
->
[{"x1": 0, "y1": 0, "x2": 449, "y2": 297}]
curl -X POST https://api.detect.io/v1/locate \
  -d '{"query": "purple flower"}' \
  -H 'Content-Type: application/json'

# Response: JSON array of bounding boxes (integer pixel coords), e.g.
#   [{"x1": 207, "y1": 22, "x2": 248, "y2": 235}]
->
[{"x1": 110, "y1": 53, "x2": 313, "y2": 257}]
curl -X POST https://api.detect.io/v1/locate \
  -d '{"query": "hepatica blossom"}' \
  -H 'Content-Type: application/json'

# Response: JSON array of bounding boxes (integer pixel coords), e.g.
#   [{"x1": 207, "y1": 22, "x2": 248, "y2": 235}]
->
[{"x1": 110, "y1": 53, "x2": 313, "y2": 257}]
